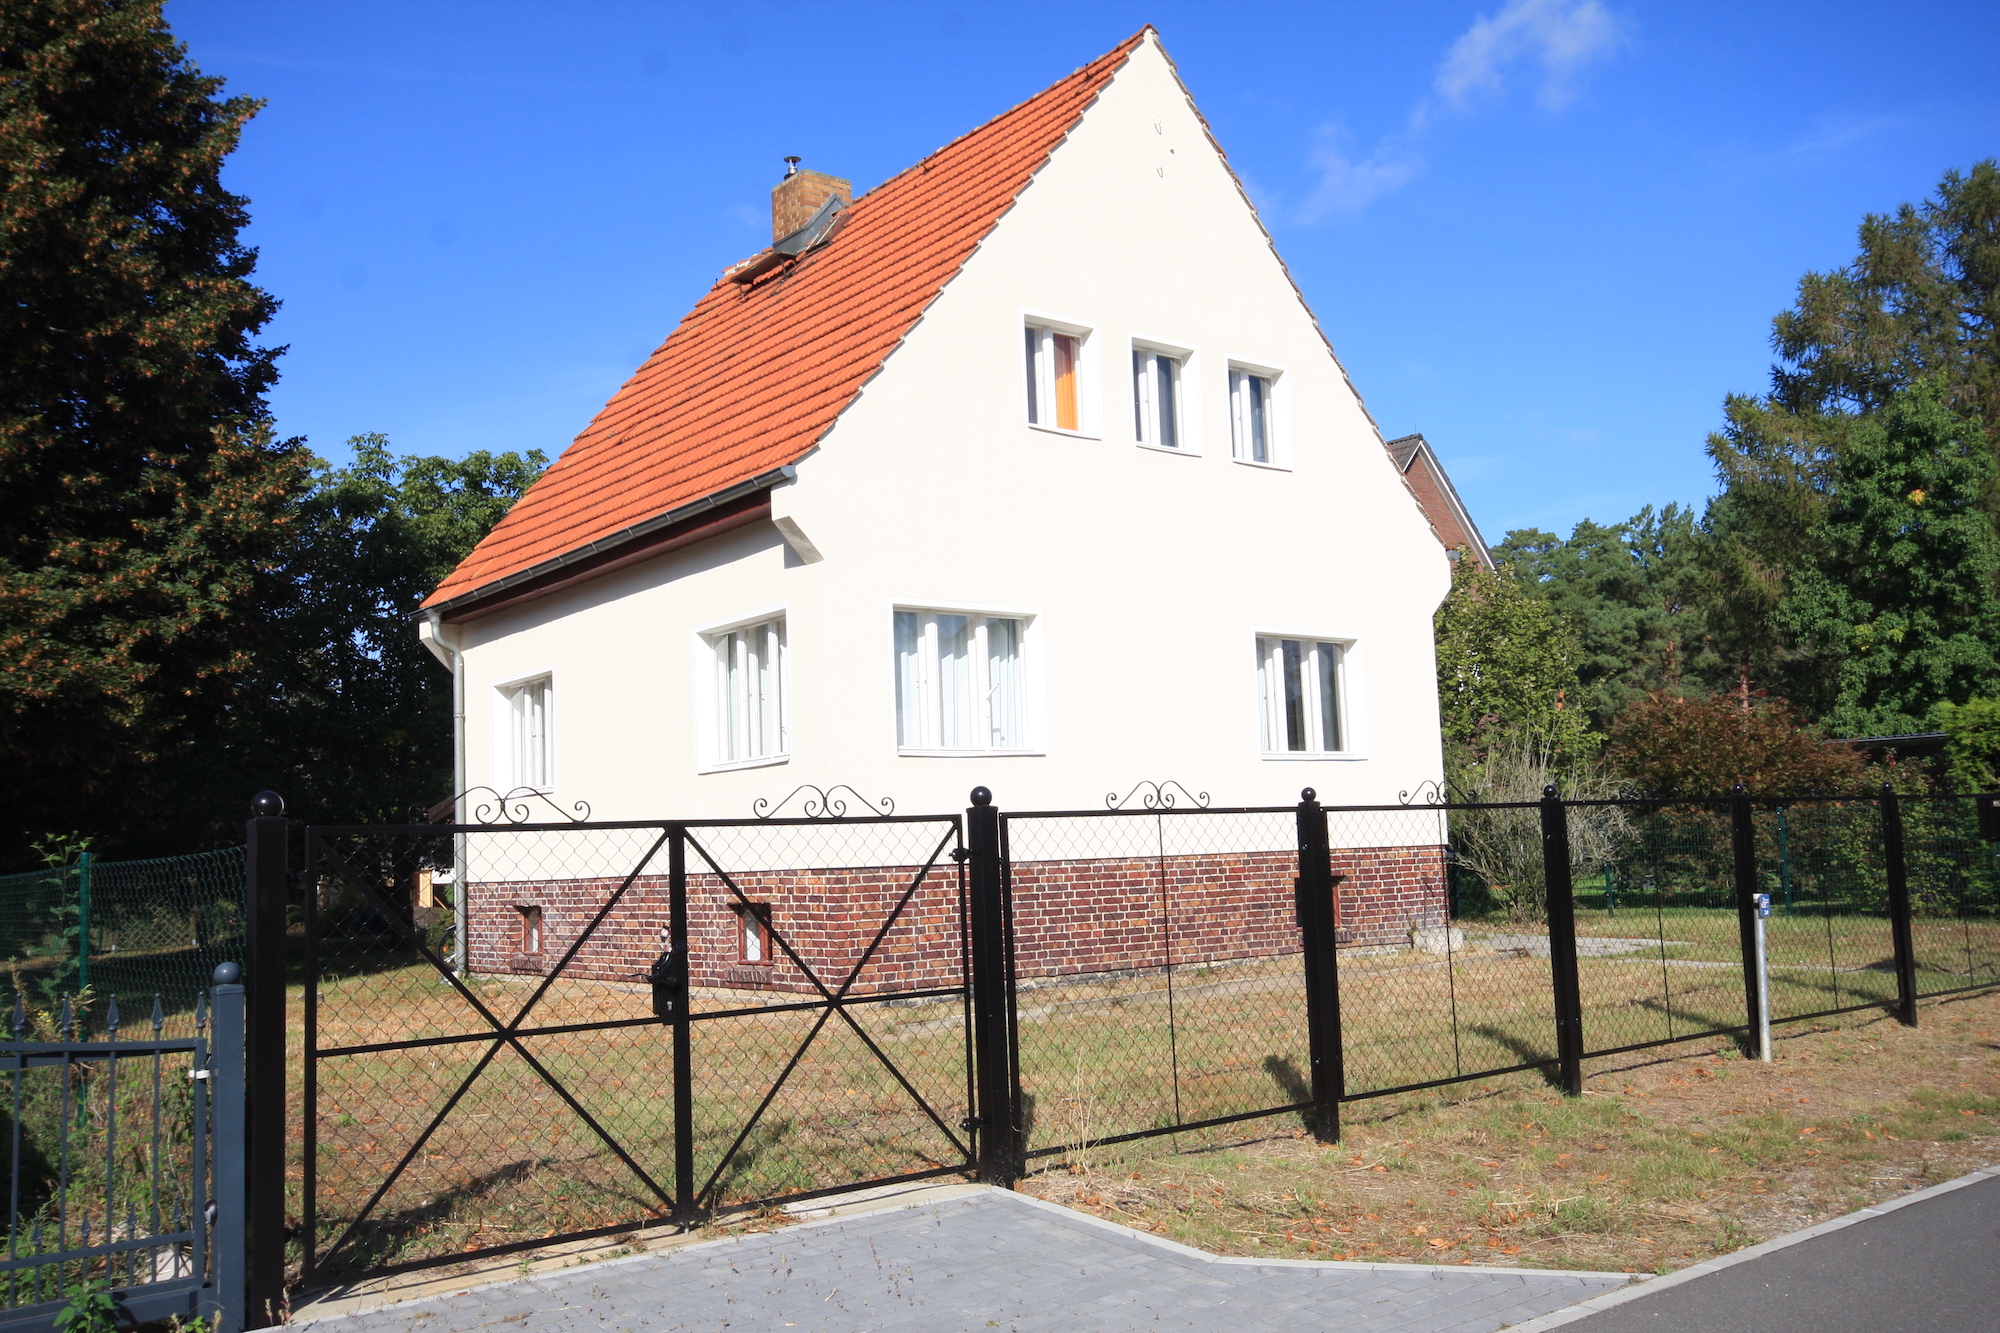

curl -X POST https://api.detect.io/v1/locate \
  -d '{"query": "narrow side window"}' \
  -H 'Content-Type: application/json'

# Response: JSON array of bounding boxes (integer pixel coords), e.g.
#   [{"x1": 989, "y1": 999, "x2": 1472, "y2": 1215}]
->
[
  {"x1": 1026, "y1": 324, "x2": 1081, "y2": 431},
  {"x1": 1230, "y1": 368, "x2": 1273, "y2": 463},
  {"x1": 1133, "y1": 348, "x2": 1181, "y2": 448},
  {"x1": 706, "y1": 617, "x2": 787, "y2": 766},
  {"x1": 502, "y1": 676, "x2": 554, "y2": 790}
]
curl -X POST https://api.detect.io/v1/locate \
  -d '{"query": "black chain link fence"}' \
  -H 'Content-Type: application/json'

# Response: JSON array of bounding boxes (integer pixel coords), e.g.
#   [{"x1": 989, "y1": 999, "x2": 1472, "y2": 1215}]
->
[{"x1": 266, "y1": 789, "x2": 1998, "y2": 1290}]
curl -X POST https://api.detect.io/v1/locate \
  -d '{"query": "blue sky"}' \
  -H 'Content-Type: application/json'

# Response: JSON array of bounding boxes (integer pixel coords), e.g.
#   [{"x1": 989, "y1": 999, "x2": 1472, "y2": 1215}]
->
[{"x1": 166, "y1": 0, "x2": 1998, "y2": 542}]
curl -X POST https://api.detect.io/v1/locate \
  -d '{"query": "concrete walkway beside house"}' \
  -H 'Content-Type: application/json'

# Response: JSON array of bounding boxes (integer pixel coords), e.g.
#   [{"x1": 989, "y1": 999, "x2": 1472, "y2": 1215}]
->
[
  {"x1": 291, "y1": 1187, "x2": 1631, "y2": 1333},
  {"x1": 291, "y1": 1168, "x2": 1999, "y2": 1333}
]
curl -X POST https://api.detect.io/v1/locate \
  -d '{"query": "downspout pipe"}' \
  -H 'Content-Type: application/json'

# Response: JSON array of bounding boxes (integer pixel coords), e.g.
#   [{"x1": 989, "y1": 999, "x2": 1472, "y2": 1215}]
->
[{"x1": 421, "y1": 608, "x2": 469, "y2": 976}]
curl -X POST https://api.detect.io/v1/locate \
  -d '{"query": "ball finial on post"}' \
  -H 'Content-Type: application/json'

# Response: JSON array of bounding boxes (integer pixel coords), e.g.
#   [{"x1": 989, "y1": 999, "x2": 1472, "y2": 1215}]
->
[
  {"x1": 251, "y1": 790, "x2": 285, "y2": 818},
  {"x1": 969, "y1": 786, "x2": 992, "y2": 807}
]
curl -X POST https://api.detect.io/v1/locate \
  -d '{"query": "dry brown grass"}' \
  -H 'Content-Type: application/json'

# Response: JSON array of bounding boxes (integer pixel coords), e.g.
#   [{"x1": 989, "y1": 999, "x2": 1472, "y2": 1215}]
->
[{"x1": 1018, "y1": 987, "x2": 2000, "y2": 1274}]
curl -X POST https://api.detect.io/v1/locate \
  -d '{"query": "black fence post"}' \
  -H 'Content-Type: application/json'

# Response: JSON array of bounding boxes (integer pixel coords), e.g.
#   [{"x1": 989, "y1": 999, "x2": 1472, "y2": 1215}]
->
[
  {"x1": 1294, "y1": 789, "x2": 1343, "y2": 1143},
  {"x1": 1881, "y1": 784, "x2": 1919, "y2": 1026},
  {"x1": 668, "y1": 827, "x2": 696, "y2": 1217},
  {"x1": 1729, "y1": 784, "x2": 1764, "y2": 1046},
  {"x1": 242, "y1": 793, "x2": 288, "y2": 1327},
  {"x1": 965, "y1": 787, "x2": 1017, "y2": 1184},
  {"x1": 207, "y1": 963, "x2": 248, "y2": 1333},
  {"x1": 1539, "y1": 787, "x2": 1585, "y2": 1096}
]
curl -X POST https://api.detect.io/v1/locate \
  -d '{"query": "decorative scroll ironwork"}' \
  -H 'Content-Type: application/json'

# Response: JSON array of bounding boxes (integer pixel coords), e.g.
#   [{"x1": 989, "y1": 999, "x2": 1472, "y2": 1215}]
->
[
  {"x1": 1105, "y1": 780, "x2": 1210, "y2": 811},
  {"x1": 415, "y1": 785, "x2": 592, "y2": 825},
  {"x1": 1398, "y1": 779, "x2": 1461, "y2": 807},
  {"x1": 753, "y1": 784, "x2": 896, "y2": 819}
]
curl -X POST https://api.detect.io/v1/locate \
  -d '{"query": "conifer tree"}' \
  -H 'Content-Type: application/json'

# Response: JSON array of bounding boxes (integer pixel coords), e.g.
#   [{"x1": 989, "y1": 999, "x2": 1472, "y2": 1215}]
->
[{"x1": 0, "y1": 0, "x2": 305, "y2": 859}]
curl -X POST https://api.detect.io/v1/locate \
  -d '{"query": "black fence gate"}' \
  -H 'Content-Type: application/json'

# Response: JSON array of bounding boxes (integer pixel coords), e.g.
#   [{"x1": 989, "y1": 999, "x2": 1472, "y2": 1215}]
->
[{"x1": 296, "y1": 808, "x2": 974, "y2": 1287}]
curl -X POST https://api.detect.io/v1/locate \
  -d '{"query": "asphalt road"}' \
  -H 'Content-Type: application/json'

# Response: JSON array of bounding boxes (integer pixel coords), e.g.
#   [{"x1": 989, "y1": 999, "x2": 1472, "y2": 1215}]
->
[{"x1": 1567, "y1": 1173, "x2": 2000, "y2": 1333}]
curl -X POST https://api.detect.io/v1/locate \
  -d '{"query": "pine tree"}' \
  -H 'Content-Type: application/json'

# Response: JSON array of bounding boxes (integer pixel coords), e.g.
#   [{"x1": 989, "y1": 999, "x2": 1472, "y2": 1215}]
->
[{"x1": 0, "y1": 0, "x2": 306, "y2": 859}]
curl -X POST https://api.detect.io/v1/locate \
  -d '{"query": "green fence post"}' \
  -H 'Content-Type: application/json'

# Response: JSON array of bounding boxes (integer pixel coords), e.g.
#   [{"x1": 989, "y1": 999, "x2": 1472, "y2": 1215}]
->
[{"x1": 75, "y1": 850, "x2": 92, "y2": 994}]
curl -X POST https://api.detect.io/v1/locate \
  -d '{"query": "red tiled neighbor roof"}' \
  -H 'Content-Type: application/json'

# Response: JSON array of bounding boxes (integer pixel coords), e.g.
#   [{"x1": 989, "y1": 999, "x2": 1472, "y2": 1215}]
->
[{"x1": 424, "y1": 31, "x2": 1148, "y2": 612}]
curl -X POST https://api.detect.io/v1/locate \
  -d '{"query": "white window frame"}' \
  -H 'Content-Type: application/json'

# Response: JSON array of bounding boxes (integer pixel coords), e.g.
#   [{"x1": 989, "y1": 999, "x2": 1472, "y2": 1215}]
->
[
  {"x1": 493, "y1": 671, "x2": 555, "y2": 792},
  {"x1": 890, "y1": 599, "x2": 1044, "y2": 757},
  {"x1": 1129, "y1": 335, "x2": 1201, "y2": 455},
  {"x1": 693, "y1": 607, "x2": 791, "y2": 774},
  {"x1": 1252, "y1": 631, "x2": 1367, "y2": 760},
  {"x1": 1227, "y1": 358, "x2": 1290, "y2": 469},
  {"x1": 1022, "y1": 311, "x2": 1098, "y2": 439}
]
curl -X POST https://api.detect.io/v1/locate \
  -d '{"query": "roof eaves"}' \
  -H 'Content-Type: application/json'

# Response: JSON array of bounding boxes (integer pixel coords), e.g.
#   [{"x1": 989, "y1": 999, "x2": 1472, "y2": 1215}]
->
[{"x1": 418, "y1": 465, "x2": 796, "y2": 618}]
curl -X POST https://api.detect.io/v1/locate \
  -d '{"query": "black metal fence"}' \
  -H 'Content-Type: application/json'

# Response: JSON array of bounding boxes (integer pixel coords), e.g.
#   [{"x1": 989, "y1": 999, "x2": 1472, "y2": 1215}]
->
[
  {"x1": 226, "y1": 785, "x2": 1999, "y2": 1311},
  {"x1": 1, "y1": 971, "x2": 247, "y2": 1333}
]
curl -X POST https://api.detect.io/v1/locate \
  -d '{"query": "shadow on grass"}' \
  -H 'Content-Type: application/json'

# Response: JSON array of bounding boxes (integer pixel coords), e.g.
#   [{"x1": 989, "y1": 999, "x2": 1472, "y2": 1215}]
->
[
  {"x1": 1261, "y1": 1055, "x2": 1312, "y2": 1131},
  {"x1": 1463, "y1": 1024, "x2": 1561, "y2": 1089},
  {"x1": 322, "y1": 1158, "x2": 542, "y2": 1277}
]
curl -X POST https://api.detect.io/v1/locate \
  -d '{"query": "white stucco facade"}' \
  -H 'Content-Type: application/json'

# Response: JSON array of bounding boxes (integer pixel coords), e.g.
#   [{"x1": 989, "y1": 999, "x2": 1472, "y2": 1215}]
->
[{"x1": 424, "y1": 36, "x2": 1451, "y2": 824}]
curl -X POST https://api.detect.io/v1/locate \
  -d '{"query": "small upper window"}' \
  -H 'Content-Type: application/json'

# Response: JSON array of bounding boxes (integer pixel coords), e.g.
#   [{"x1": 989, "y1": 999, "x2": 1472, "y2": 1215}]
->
[
  {"x1": 707, "y1": 617, "x2": 787, "y2": 766},
  {"x1": 503, "y1": 676, "x2": 553, "y2": 790},
  {"x1": 1229, "y1": 368, "x2": 1275, "y2": 464},
  {"x1": 1256, "y1": 637, "x2": 1346, "y2": 755},
  {"x1": 895, "y1": 608, "x2": 1028, "y2": 753},
  {"x1": 1025, "y1": 325, "x2": 1081, "y2": 431},
  {"x1": 1132, "y1": 347, "x2": 1183, "y2": 449}
]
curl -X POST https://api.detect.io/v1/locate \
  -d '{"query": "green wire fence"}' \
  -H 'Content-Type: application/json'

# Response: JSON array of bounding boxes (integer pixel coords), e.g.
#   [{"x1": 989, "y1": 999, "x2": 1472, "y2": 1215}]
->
[{"x1": 0, "y1": 847, "x2": 245, "y2": 1034}]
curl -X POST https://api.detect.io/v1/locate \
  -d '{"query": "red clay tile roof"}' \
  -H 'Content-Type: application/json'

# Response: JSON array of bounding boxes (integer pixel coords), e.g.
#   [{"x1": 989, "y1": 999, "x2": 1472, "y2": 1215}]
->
[{"x1": 424, "y1": 31, "x2": 1148, "y2": 610}]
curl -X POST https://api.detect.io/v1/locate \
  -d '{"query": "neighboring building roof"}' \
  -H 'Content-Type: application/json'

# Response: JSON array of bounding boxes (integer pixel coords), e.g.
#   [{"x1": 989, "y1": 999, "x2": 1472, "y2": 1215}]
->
[
  {"x1": 424, "y1": 32, "x2": 1148, "y2": 613},
  {"x1": 1384, "y1": 433, "x2": 1492, "y2": 569}
]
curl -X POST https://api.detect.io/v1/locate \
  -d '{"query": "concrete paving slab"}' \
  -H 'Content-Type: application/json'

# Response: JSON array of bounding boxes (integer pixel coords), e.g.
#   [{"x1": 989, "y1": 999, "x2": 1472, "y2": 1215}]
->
[{"x1": 290, "y1": 1187, "x2": 1631, "y2": 1333}]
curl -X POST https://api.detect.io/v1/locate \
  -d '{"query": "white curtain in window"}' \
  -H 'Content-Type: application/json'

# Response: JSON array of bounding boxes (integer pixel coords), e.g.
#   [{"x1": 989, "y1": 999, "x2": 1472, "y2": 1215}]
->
[
  {"x1": 1231, "y1": 370, "x2": 1270, "y2": 463},
  {"x1": 1134, "y1": 349, "x2": 1179, "y2": 448},
  {"x1": 715, "y1": 618, "x2": 786, "y2": 762},
  {"x1": 1257, "y1": 638, "x2": 1343, "y2": 753},
  {"x1": 987, "y1": 617, "x2": 1021, "y2": 747},
  {"x1": 894, "y1": 609, "x2": 1027, "y2": 750},
  {"x1": 937, "y1": 614, "x2": 973, "y2": 748},
  {"x1": 895, "y1": 610, "x2": 923, "y2": 748},
  {"x1": 510, "y1": 678, "x2": 551, "y2": 788}
]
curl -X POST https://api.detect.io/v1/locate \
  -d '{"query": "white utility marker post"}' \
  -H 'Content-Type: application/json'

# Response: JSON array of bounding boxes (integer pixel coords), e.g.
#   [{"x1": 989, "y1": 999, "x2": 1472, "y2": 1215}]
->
[{"x1": 1753, "y1": 892, "x2": 1773, "y2": 1062}]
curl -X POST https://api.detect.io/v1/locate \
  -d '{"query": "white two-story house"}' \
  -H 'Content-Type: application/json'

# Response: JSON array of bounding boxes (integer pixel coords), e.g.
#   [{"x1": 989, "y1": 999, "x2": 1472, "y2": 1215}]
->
[{"x1": 419, "y1": 27, "x2": 1469, "y2": 831}]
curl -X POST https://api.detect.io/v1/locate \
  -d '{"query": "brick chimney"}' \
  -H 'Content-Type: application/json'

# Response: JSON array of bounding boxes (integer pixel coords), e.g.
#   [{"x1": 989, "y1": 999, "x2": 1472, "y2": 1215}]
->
[{"x1": 772, "y1": 158, "x2": 851, "y2": 242}]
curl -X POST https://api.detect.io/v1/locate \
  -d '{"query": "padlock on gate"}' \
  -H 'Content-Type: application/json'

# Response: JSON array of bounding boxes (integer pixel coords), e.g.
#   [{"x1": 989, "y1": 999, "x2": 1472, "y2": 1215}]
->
[{"x1": 650, "y1": 933, "x2": 688, "y2": 1020}]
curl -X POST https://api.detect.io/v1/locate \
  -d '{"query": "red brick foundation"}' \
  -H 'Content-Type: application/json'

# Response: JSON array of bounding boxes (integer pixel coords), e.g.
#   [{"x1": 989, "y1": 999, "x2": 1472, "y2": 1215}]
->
[{"x1": 465, "y1": 846, "x2": 1447, "y2": 995}]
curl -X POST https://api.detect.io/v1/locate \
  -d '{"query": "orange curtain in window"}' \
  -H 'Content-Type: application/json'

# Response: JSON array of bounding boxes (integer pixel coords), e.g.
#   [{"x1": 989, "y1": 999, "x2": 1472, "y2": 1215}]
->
[{"x1": 1054, "y1": 334, "x2": 1078, "y2": 431}]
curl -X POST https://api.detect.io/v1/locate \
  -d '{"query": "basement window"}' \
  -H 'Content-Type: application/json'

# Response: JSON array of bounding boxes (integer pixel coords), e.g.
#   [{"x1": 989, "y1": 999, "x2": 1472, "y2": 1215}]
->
[{"x1": 735, "y1": 904, "x2": 773, "y2": 966}]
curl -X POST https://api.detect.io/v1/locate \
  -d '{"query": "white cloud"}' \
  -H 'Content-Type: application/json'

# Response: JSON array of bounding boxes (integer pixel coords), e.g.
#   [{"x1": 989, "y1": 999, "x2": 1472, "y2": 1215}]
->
[
  {"x1": 1301, "y1": 123, "x2": 1423, "y2": 221},
  {"x1": 1300, "y1": 0, "x2": 1624, "y2": 221},
  {"x1": 1434, "y1": 0, "x2": 1624, "y2": 112}
]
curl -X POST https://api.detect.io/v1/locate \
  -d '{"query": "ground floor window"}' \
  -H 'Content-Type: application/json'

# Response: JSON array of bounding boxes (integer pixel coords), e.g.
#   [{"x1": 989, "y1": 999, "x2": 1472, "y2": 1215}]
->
[
  {"x1": 517, "y1": 905, "x2": 543, "y2": 955},
  {"x1": 704, "y1": 616, "x2": 787, "y2": 766},
  {"x1": 1256, "y1": 636, "x2": 1346, "y2": 754},
  {"x1": 894, "y1": 607, "x2": 1028, "y2": 752}
]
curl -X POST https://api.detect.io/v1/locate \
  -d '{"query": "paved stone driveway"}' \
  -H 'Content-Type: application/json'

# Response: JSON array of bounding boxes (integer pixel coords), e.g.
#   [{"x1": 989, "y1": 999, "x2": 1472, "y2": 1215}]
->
[{"x1": 298, "y1": 1189, "x2": 1631, "y2": 1333}]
